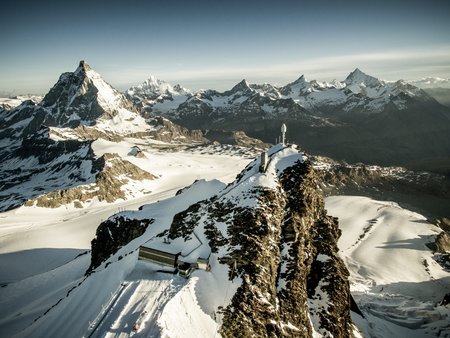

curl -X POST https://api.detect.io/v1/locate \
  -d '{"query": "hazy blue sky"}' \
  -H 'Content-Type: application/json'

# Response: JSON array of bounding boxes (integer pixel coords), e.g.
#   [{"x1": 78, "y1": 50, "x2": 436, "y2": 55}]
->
[{"x1": 1, "y1": 0, "x2": 450, "y2": 94}]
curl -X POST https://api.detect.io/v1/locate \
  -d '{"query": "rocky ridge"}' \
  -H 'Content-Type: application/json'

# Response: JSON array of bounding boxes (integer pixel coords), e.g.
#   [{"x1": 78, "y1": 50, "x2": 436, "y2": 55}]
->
[
  {"x1": 25, "y1": 152, "x2": 156, "y2": 209},
  {"x1": 88, "y1": 144, "x2": 358, "y2": 337},
  {"x1": 311, "y1": 155, "x2": 450, "y2": 220}
]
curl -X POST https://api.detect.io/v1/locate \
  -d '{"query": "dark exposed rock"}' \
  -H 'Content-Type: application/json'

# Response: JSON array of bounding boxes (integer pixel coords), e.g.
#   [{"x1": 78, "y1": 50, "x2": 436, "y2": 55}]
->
[
  {"x1": 441, "y1": 293, "x2": 450, "y2": 306},
  {"x1": 203, "y1": 129, "x2": 270, "y2": 149},
  {"x1": 436, "y1": 218, "x2": 450, "y2": 233},
  {"x1": 435, "y1": 232, "x2": 450, "y2": 254},
  {"x1": 88, "y1": 216, "x2": 154, "y2": 273},
  {"x1": 147, "y1": 116, "x2": 206, "y2": 143},
  {"x1": 166, "y1": 156, "x2": 355, "y2": 337},
  {"x1": 313, "y1": 156, "x2": 450, "y2": 220},
  {"x1": 26, "y1": 153, "x2": 156, "y2": 208}
]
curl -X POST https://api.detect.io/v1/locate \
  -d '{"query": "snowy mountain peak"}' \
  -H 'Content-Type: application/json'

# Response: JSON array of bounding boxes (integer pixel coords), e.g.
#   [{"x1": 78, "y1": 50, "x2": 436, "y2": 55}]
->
[
  {"x1": 292, "y1": 74, "x2": 307, "y2": 84},
  {"x1": 345, "y1": 68, "x2": 382, "y2": 88},
  {"x1": 230, "y1": 79, "x2": 251, "y2": 93},
  {"x1": 143, "y1": 75, "x2": 168, "y2": 88},
  {"x1": 40, "y1": 61, "x2": 128, "y2": 124},
  {"x1": 77, "y1": 60, "x2": 90, "y2": 72},
  {"x1": 126, "y1": 76, "x2": 190, "y2": 102}
]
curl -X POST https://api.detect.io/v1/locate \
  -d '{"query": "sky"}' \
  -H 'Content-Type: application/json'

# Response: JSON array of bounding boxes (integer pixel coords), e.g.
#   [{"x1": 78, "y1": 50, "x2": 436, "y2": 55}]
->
[{"x1": 1, "y1": 0, "x2": 450, "y2": 94}]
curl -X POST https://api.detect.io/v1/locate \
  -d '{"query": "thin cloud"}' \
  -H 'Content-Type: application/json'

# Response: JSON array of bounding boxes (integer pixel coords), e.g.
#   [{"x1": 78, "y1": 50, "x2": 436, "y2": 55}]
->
[{"x1": 153, "y1": 46, "x2": 450, "y2": 88}]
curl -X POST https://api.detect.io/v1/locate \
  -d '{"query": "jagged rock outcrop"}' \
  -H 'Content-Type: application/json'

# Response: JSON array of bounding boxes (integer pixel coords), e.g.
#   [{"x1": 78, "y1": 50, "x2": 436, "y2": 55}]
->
[
  {"x1": 212, "y1": 161, "x2": 352, "y2": 337},
  {"x1": 435, "y1": 232, "x2": 450, "y2": 253},
  {"x1": 25, "y1": 153, "x2": 156, "y2": 208},
  {"x1": 87, "y1": 144, "x2": 356, "y2": 337},
  {"x1": 166, "y1": 145, "x2": 355, "y2": 337},
  {"x1": 203, "y1": 129, "x2": 270, "y2": 149},
  {"x1": 88, "y1": 216, "x2": 154, "y2": 272},
  {"x1": 312, "y1": 155, "x2": 450, "y2": 220}
]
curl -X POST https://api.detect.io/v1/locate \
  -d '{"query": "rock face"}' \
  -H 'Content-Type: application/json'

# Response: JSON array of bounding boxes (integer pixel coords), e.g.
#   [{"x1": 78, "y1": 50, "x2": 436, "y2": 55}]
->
[
  {"x1": 90, "y1": 145, "x2": 356, "y2": 337},
  {"x1": 25, "y1": 153, "x2": 156, "y2": 208},
  {"x1": 213, "y1": 159, "x2": 353, "y2": 337},
  {"x1": 435, "y1": 232, "x2": 450, "y2": 253},
  {"x1": 88, "y1": 216, "x2": 154, "y2": 272},
  {"x1": 203, "y1": 129, "x2": 270, "y2": 149},
  {"x1": 312, "y1": 155, "x2": 450, "y2": 220}
]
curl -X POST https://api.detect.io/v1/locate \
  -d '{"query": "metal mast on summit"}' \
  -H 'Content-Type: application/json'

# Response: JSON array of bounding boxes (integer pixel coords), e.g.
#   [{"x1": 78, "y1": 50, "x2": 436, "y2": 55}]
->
[{"x1": 281, "y1": 123, "x2": 287, "y2": 145}]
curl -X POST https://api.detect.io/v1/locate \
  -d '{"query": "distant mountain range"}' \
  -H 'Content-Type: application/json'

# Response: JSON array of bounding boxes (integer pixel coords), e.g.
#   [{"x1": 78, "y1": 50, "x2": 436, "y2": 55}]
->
[
  {"x1": 1, "y1": 62, "x2": 449, "y2": 185},
  {"x1": 126, "y1": 69, "x2": 450, "y2": 174}
]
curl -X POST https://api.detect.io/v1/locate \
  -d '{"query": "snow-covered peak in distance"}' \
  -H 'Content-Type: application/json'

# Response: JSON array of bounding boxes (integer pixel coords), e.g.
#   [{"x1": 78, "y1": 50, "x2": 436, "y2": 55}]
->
[
  {"x1": 344, "y1": 67, "x2": 383, "y2": 88},
  {"x1": 130, "y1": 67, "x2": 440, "y2": 122},
  {"x1": 280, "y1": 75, "x2": 324, "y2": 96},
  {"x1": 226, "y1": 79, "x2": 252, "y2": 94},
  {"x1": 38, "y1": 60, "x2": 134, "y2": 127},
  {"x1": 126, "y1": 75, "x2": 190, "y2": 100},
  {"x1": 0, "y1": 95, "x2": 42, "y2": 110},
  {"x1": 290, "y1": 74, "x2": 308, "y2": 85}
]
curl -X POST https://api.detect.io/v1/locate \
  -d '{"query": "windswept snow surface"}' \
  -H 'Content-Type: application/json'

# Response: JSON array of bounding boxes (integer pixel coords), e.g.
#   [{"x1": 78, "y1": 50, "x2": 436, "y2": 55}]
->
[
  {"x1": 0, "y1": 145, "x2": 252, "y2": 338},
  {"x1": 326, "y1": 196, "x2": 450, "y2": 338}
]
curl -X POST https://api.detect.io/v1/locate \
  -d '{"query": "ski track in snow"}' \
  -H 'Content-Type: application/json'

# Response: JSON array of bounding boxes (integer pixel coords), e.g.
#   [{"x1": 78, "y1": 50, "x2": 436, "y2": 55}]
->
[{"x1": 90, "y1": 264, "x2": 186, "y2": 338}]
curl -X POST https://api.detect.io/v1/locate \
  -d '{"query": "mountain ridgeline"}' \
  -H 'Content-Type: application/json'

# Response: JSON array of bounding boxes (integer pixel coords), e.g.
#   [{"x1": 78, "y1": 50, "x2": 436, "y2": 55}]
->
[{"x1": 127, "y1": 69, "x2": 450, "y2": 174}]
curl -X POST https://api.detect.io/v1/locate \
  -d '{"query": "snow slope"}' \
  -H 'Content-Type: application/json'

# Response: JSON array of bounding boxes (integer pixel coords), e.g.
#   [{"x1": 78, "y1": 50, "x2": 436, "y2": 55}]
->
[
  {"x1": 0, "y1": 144, "x2": 308, "y2": 338},
  {"x1": 0, "y1": 145, "x2": 252, "y2": 337},
  {"x1": 326, "y1": 196, "x2": 450, "y2": 338},
  {"x1": 1, "y1": 145, "x2": 449, "y2": 337}
]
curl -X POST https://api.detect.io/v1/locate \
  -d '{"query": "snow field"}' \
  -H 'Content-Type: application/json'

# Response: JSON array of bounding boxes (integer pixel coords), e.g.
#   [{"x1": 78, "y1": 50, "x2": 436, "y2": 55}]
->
[
  {"x1": 0, "y1": 145, "x2": 252, "y2": 337},
  {"x1": 326, "y1": 196, "x2": 450, "y2": 337}
]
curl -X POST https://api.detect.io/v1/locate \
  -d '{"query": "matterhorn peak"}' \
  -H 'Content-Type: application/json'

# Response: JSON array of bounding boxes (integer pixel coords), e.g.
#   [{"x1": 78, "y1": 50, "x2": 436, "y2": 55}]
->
[
  {"x1": 38, "y1": 61, "x2": 130, "y2": 128},
  {"x1": 77, "y1": 60, "x2": 91, "y2": 72}
]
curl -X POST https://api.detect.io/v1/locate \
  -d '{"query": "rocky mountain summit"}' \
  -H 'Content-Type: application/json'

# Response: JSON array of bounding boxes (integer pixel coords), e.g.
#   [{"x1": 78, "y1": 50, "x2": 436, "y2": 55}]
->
[{"x1": 88, "y1": 144, "x2": 359, "y2": 337}]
